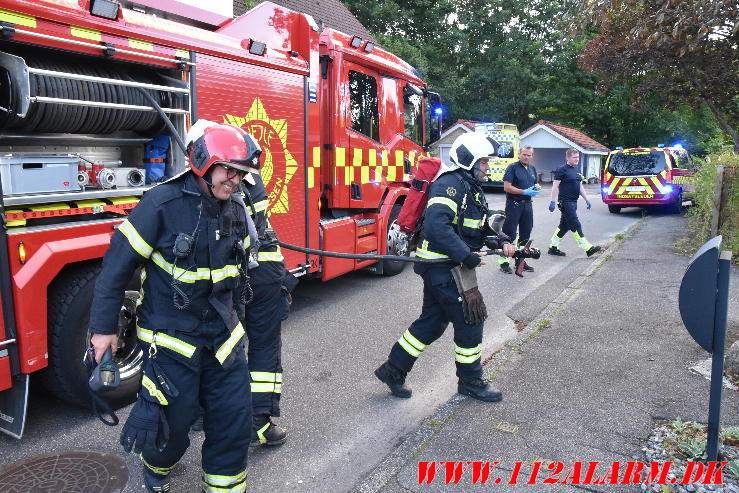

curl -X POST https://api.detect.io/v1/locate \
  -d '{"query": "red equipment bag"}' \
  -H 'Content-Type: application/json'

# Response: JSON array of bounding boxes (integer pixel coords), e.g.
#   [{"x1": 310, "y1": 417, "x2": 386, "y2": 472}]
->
[{"x1": 397, "y1": 157, "x2": 443, "y2": 234}]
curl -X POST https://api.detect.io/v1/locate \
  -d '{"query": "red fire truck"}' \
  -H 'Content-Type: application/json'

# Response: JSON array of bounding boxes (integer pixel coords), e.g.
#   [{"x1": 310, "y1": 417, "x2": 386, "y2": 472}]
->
[{"x1": 0, "y1": 0, "x2": 441, "y2": 438}]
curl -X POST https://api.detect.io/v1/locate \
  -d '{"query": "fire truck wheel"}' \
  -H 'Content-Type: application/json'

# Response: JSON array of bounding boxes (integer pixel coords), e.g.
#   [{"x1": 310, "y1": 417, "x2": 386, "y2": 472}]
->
[
  {"x1": 381, "y1": 204, "x2": 409, "y2": 276},
  {"x1": 607, "y1": 205, "x2": 621, "y2": 214},
  {"x1": 44, "y1": 263, "x2": 142, "y2": 408},
  {"x1": 667, "y1": 190, "x2": 683, "y2": 214}
]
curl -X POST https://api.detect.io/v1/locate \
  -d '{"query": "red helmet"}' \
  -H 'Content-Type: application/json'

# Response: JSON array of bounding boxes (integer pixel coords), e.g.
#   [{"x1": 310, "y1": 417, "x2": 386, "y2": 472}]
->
[{"x1": 186, "y1": 120, "x2": 262, "y2": 177}]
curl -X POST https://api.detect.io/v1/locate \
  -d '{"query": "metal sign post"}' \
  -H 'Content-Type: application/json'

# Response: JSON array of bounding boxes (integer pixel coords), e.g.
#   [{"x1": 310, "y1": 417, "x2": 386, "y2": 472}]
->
[{"x1": 678, "y1": 236, "x2": 733, "y2": 461}]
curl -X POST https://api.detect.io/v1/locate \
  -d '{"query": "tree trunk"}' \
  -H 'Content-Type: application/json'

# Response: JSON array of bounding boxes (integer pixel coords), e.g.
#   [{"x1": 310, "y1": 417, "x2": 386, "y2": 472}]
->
[{"x1": 704, "y1": 97, "x2": 739, "y2": 152}]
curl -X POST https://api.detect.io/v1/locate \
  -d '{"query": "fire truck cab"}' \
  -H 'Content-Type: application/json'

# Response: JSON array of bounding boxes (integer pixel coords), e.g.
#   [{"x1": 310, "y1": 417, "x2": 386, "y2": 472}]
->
[
  {"x1": 601, "y1": 145, "x2": 697, "y2": 214},
  {"x1": 0, "y1": 0, "x2": 441, "y2": 438}
]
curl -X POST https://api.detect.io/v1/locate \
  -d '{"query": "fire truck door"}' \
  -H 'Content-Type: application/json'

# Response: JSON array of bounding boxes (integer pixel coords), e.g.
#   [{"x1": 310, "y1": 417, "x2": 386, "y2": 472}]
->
[
  {"x1": 401, "y1": 82, "x2": 425, "y2": 172},
  {"x1": 345, "y1": 62, "x2": 385, "y2": 209}
]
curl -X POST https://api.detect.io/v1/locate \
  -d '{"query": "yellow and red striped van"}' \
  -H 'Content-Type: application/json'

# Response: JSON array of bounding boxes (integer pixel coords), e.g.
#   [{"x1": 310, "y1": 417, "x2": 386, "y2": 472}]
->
[{"x1": 601, "y1": 146, "x2": 697, "y2": 214}]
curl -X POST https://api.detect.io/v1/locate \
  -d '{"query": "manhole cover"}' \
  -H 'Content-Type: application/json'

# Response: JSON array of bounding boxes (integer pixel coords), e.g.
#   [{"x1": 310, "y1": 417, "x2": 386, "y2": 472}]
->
[{"x1": 0, "y1": 450, "x2": 128, "y2": 493}]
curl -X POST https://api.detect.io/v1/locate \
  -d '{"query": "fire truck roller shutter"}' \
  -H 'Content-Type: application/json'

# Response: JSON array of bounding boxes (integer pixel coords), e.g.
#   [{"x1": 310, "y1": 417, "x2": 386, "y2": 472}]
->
[
  {"x1": 0, "y1": 49, "x2": 184, "y2": 135},
  {"x1": 43, "y1": 262, "x2": 142, "y2": 408}
]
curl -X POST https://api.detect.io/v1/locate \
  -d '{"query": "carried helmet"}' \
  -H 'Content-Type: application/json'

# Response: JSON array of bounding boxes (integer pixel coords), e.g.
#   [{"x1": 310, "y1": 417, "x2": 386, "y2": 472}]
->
[
  {"x1": 449, "y1": 133, "x2": 499, "y2": 170},
  {"x1": 185, "y1": 120, "x2": 262, "y2": 177}
]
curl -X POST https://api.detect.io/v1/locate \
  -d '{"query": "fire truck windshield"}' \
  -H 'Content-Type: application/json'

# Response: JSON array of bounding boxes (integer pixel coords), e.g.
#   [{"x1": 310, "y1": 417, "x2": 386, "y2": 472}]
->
[{"x1": 608, "y1": 151, "x2": 666, "y2": 176}]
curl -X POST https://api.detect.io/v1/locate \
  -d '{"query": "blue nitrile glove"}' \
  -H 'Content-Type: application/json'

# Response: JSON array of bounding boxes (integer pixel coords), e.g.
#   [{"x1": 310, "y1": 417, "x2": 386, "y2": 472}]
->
[
  {"x1": 548, "y1": 201, "x2": 556, "y2": 212},
  {"x1": 120, "y1": 397, "x2": 166, "y2": 453},
  {"x1": 523, "y1": 186, "x2": 540, "y2": 197},
  {"x1": 586, "y1": 200, "x2": 592, "y2": 210}
]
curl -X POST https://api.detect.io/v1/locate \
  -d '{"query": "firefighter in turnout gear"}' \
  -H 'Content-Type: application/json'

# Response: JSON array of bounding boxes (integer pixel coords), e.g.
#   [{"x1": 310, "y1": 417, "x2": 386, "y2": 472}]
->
[
  {"x1": 239, "y1": 142, "x2": 293, "y2": 448},
  {"x1": 375, "y1": 133, "x2": 515, "y2": 402},
  {"x1": 89, "y1": 121, "x2": 261, "y2": 493},
  {"x1": 547, "y1": 149, "x2": 602, "y2": 258}
]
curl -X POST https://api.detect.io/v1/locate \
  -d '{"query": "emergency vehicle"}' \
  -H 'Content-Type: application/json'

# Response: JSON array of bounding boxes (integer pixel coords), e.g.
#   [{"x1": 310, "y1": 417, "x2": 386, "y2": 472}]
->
[
  {"x1": 0, "y1": 0, "x2": 441, "y2": 438},
  {"x1": 473, "y1": 122, "x2": 519, "y2": 189},
  {"x1": 601, "y1": 145, "x2": 696, "y2": 214}
]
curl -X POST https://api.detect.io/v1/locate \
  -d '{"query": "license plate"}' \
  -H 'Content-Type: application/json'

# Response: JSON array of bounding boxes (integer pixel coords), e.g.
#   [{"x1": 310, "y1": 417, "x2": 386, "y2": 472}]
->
[{"x1": 625, "y1": 186, "x2": 646, "y2": 192}]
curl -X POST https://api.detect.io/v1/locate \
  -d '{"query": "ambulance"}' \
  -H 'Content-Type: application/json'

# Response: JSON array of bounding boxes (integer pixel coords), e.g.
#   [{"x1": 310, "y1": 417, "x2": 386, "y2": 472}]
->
[
  {"x1": 473, "y1": 122, "x2": 519, "y2": 189},
  {"x1": 601, "y1": 145, "x2": 697, "y2": 214}
]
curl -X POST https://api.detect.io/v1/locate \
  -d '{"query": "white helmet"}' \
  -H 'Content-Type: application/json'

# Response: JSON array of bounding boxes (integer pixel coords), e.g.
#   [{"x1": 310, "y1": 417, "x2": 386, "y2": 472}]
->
[{"x1": 449, "y1": 133, "x2": 500, "y2": 170}]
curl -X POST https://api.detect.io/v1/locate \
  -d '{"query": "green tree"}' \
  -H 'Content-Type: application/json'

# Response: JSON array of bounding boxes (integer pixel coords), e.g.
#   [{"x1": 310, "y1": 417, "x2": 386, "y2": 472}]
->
[{"x1": 571, "y1": 0, "x2": 739, "y2": 150}]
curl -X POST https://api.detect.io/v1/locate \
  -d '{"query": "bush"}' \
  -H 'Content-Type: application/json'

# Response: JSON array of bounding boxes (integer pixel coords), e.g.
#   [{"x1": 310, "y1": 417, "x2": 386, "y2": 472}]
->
[{"x1": 676, "y1": 152, "x2": 739, "y2": 260}]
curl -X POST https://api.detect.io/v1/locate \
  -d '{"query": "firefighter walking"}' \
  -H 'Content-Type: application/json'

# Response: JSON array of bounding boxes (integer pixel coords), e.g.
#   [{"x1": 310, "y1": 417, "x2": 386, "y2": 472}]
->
[
  {"x1": 499, "y1": 146, "x2": 540, "y2": 275},
  {"x1": 547, "y1": 149, "x2": 602, "y2": 258},
  {"x1": 89, "y1": 122, "x2": 261, "y2": 492},
  {"x1": 374, "y1": 133, "x2": 515, "y2": 402}
]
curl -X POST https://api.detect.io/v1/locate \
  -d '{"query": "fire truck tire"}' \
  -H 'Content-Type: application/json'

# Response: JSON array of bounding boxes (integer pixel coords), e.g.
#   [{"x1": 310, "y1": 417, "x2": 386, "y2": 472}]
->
[
  {"x1": 44, "y1": 263, "x2": 142, "y2": 408},
  {"x1": 608, "y1": 205, "x2": 621, "y2": 214},
  {"x1": 381, "y1": 204, "x2": 409, "y2": 276}
]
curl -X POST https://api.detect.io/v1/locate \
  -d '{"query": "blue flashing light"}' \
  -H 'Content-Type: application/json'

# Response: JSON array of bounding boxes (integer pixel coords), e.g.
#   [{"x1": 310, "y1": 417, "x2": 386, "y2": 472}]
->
[
  {"x1": 664, "y1": 185, "x2": 673, "y2": 193},
  {"x1": 601, "y1": 186, "x2": 610, "y2": 194},
  {"x1": 672, "y1": 142, "x2": 684, "y2": 149},
  {"x1": 434, "y1": 107, "x2": 444, "y2": 116}
]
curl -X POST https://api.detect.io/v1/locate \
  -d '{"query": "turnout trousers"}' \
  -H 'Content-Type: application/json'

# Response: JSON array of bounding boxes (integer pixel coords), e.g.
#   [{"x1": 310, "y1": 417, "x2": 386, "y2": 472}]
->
[
  {"x1": 388, "y1": 270, "x2": 484, "y2": 381},
  {"x1": 556, "y1": 200, "x2": 583, "y2": 236},
  {"x1": 140, "y1": 343, "x2": 251, "y2": 492},
  {"x1": 502, "y1": 198, "x2": 533, "y2": 246},
  {"x1": 246, "y1": 282, "x2": 288, "y2": 417}
]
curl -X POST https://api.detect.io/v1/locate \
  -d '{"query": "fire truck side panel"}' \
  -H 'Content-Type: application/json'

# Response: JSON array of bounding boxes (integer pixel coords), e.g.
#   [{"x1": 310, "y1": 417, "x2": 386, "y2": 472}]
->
[
  {"x1": 7, "y1": 222, "x2": 117, "y2": 374},
  {"x1": 0, "y1": 300, "x2": 9, "y2": 391},
  {"x1": 194, "y1": 53, "x2": 308, "y2": 274}
]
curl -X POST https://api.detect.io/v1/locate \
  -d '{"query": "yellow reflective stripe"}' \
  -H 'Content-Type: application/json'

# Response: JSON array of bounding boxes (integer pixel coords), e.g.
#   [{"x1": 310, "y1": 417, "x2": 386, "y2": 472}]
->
[
  {"x1": 202, "y1": 483, "x2": 246, "y2": 493},
  {"x1": 203, "y1": 470, "x2": 248, "y2": 487},
  {"x1": 252, "y1": 199, "x2": 268, "y2": 213},
  {"x1": 257, "y1": 250, "x2": 284, "y2": 261},
  {"x1": 137, "y1": 327, "x2": 196, "y2": 358},
  {"x1": 427, "y1": 197, "x2": 458, "y2": 213},
  {"x1": 118, "y1": 219, "x2": 153, "y2": 258},
  {"x1": 0, "y1": 9, "x2": 36, "y2": 28},
  {"x1": 416, "y1": 240, "x2": 449, "y2": 260},
  {"x1": 243, "y1": 236, "x2": 251, "y2": 249},
  {"x1": 141, "y1": 375, "x2": 168, "y2": 406},
  {"x1": 150, "y1": 251, "x2": 210, "y2": 283},
  {"x1": 398, "y1": 337, "x2": 421, "y2": 358},
  {"x1": 140, "y1": 454, "x2": 177, "y2": 475},
  {"x1": 250, "y1": 382, "x2": 282, "y2": 393},
  {"x1": 250, "y1": 372, "x2": 282, "y2": 382},
  {"x1": 455, "y1": 344, "x2": 481, "y2": 356},
  {"x1": 402, "y1": 330, "x2": 426, "y2": 351},
  {"x1": 463, "y1": 218, "x2": 483, "y2": 229},
  {"x1": 211, "y1": 265, "x2": 240, "y2": 283},
  {"x1": 215, "y1": 323, "x2": 245, "y2": 365}
]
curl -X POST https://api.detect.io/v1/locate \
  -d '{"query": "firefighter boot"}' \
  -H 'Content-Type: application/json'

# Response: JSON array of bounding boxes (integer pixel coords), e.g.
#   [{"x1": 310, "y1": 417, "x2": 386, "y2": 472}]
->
[
  {"x1": 252, "y1": 414, "x2": 287, "y2": 447},
  {"x1": 374, "y1": 360, "x2": 412, "y2": 398},
  {"x1": 548, "y1": 246, "x2": 566, "y2": 256},
  {"x1": 499, "y1": 262, "x2": 513, "y2": 274},
  {"x1": 143, "y1": 467, "x2": 171, "y2": 493},
  {"x1": 458, "y1": 378, "x2": 503, "y2": 403},
  {"x1": 586, "y1": 245, "x2": 602, "y2": 257}
]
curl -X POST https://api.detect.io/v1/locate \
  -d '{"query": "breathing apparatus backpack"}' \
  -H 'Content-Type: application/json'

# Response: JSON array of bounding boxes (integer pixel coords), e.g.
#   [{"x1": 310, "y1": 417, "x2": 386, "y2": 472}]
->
[{"x1": 396, "y1": 157, "x2": 443, "y2": 238}]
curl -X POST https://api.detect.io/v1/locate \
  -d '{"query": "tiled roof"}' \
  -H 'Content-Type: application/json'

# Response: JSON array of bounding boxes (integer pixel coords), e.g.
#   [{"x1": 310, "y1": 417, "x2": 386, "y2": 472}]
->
[
  {"x1": 235, "y1": 0, "x2": 378, "y2": 45},
  {"x1": 522, "y1": 120, "x2": 609, "y2": 152},
  {"x1": 452, "y1": 119, "x2": 479, "y2": 131}
]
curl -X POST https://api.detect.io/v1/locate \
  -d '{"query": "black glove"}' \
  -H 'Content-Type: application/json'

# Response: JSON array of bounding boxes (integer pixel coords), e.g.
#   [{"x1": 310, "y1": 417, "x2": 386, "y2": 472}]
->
[
  {"x1": 120, "y1": 397, "x2": 169, "y2": 453},
  {"x1": 461, "y1": 287, "x2": 487, "y2": 325}
]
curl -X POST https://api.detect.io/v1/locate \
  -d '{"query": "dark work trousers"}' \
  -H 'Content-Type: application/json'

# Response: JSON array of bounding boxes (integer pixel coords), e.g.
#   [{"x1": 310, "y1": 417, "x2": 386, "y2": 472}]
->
[
  {"x1": 141, "y1": 345, "x2": 251, "y2": 487},
  {"x1": 557, "y1": 200, "x2": 583, "y2": 236},
  {"x1": 502, "y1": 198, "x2": 533, "y2": 247},
  {"x1": 246, "y1": 282, "x2": 288, "y2": 417},
  {"x1": 388, "y1": 270, "x2": 484, "y2": 381}
]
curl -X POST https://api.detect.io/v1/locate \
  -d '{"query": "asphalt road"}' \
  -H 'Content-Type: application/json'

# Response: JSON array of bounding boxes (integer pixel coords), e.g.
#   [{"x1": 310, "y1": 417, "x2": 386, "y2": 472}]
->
[{"x1": 0, "y1": 185, "x2": 646, "y2": 492}]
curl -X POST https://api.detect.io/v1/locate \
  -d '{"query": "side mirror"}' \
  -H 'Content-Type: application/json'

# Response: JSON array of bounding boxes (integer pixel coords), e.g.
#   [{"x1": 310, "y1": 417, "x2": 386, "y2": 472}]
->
[{"x1": 425, "y1": 91, "x2": 442, "y2": 147}]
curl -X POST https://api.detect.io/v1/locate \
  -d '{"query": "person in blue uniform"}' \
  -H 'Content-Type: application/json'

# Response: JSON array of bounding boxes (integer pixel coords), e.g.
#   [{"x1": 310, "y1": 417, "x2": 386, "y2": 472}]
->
[
  {"x1": 374, "y1": 133, "x2": 515, "y2": 402},
  {"x1": 89, "y1": 121, "x2": 261, "y2": 493},
  {"x1": 499, "y1": 146, "x2": 540, "y2": 274},
  {"x1": 547, "y1": 149, "x2": 602, "y2": 257}
]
